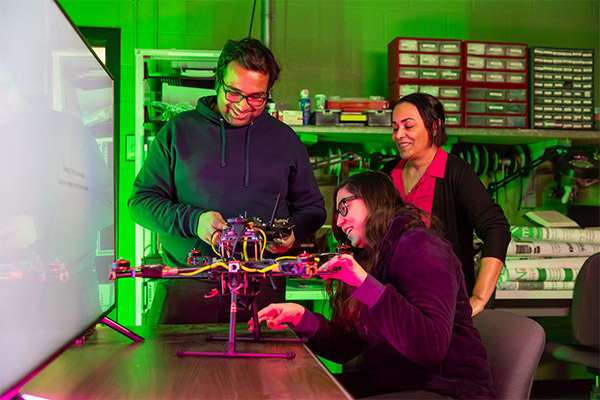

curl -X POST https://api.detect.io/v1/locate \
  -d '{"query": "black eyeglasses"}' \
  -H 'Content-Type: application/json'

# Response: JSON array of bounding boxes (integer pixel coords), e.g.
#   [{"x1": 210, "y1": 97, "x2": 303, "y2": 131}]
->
[
  {"x1": 221, "y1": 82, "x2": 268, "y2": 107},
  {"x1": 335, "y1": 196, "x2": 358, "y2": 217}
]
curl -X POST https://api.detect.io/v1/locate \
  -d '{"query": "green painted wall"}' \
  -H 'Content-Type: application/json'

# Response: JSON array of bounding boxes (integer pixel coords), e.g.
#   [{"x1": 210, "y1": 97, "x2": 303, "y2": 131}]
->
[
  {"x1": 267, "y1": 0, "x2": 599, "y2": 105},
  {"x1": 57, "y1": 0, "x2": 599, "y2": 323}
]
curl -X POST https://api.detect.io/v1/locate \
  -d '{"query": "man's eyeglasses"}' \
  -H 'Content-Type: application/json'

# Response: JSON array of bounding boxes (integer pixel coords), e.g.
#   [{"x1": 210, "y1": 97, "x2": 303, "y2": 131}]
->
[
  {"x1": 221, "y1": 82, "x2": 268, "y2": 107},
  {"x1": 335, "y1": 196, "x2": 358, "y2": 217}
]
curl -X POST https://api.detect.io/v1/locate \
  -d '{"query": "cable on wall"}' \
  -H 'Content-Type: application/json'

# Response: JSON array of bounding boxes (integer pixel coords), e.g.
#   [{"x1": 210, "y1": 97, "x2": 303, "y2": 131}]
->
[{"x1": 249, "y1": 0, "x2": 257, "y2": 37}]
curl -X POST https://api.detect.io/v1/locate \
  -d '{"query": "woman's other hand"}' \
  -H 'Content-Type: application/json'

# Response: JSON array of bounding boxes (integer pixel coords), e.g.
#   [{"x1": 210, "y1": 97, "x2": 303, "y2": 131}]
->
[{"x1": 319, "y1": 255, "x2": 368, "y2": 287}]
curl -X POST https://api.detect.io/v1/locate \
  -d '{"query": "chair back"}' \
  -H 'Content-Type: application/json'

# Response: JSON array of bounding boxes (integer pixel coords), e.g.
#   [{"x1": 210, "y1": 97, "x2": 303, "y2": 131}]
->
[
  {"x1": 473, "y1": 309, "x2": 545, "y2": 400},
  {"x1": 572, "y1": 252, "x2": 600, "y2": 348}
]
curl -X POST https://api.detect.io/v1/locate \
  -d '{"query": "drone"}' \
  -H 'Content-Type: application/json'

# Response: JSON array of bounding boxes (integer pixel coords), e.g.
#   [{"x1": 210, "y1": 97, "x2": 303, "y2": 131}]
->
[
  {"x1": 110, "y1": 215, "x2": 351, "y2": 359},
  {"x1": 110, "y1": 217, "x2": 347, "y2": 281}
]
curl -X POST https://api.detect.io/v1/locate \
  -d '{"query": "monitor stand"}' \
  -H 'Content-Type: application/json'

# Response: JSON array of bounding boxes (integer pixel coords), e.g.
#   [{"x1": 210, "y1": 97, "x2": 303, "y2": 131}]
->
[{"x1": 101, "y1": 317, "x2": 145, "y2": 342}]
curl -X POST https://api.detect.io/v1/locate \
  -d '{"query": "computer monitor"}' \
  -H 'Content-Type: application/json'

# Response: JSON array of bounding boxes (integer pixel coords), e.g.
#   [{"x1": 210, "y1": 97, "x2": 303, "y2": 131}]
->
[{"x1": 0, "y1": 0, "x2": 116, "y2": 398}]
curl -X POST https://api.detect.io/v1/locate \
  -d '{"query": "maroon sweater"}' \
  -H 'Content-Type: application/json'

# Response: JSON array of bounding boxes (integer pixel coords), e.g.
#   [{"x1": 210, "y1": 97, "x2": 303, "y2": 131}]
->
[{"x1": 292, "y1": 216, "x2": 495, "y2": 399}]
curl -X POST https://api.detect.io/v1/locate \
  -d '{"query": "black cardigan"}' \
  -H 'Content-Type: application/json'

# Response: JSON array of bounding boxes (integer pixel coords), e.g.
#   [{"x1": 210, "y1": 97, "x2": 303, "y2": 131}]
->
[{"x1": 381, "y1": 153, "x2": 510, "y2": 294}]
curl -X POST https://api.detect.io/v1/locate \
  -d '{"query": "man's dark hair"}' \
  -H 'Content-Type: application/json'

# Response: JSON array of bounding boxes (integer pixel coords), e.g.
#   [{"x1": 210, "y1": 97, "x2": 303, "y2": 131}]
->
[
  {"x1": 394, "y1": 93, "x2": 448, "y2": 147},
  {"x1": 214, "y1": 37, "x2": 281, "y2": 90}
]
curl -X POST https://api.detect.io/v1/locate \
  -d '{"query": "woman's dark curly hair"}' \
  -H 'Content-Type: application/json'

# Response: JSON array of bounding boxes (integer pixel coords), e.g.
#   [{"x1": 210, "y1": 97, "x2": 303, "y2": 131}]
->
[
  {"x1": 327, "y1": 171, "x2": 443, "y2": 330},
  {"x1": 394, "y1": 93, "x2": 448, "y2": 147},
  {"x1": 214, "y1": 37, "x2": 280, "y2": 91}
]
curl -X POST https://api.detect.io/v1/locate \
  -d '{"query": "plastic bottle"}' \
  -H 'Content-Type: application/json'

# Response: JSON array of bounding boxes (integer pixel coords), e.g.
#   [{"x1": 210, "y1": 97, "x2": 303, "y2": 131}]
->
[
  {"x1": 267, "y1": 102, "x2": 278, "y2": 119},
  {"x1": 299, "y1": 89, "x2": 311, "y2": 125},
  {"x1": 315, "y1": 94, "x2": 327, "y2": 110}
]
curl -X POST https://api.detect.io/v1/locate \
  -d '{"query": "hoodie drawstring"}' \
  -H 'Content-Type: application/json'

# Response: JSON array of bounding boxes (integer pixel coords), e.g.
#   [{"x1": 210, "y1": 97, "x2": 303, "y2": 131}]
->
[
  {"x1": 220, "y1": 119, "x2": 226, "y2": 167},
  {"x1": 219, "y1": 118, "x2": 252, "y2": 187},
  {"x1": 244, "y1": 122, "x2": 252, "y2": 187}
]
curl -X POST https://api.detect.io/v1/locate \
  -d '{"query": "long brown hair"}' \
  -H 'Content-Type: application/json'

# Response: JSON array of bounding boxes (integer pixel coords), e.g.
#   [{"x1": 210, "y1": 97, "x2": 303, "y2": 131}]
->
[{"x1": 327, "y1": 171, "x2": 442, "y2": 330}]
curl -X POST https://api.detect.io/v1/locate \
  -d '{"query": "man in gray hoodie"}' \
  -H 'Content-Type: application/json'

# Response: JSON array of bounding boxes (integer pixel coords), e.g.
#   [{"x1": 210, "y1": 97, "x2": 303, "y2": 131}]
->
[{"x1": 129, "y1": 37, "x2": 326, "y2": 324}]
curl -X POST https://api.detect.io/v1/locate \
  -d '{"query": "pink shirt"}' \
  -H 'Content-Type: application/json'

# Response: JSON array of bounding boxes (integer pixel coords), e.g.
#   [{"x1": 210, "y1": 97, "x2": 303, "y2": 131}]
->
[{"x1": 390, "y1": 148, "x2": 448, "y2": 224}]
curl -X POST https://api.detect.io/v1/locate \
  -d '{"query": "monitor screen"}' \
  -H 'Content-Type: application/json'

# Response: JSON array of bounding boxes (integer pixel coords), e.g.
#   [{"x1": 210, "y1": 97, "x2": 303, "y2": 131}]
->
[{"x1": 0, "y1": 0, "x2": 116, "y2": 398}]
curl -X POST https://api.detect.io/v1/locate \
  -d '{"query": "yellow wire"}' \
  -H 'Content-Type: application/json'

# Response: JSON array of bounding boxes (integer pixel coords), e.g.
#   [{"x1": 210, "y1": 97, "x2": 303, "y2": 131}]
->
[
  {"x1": 240, "y1": 263, "x2": 279, "y2": 273},
  {"x1": 243, "y1": 240, "x2": 248, "y2": 261},
  {"x1": 179, "y1": 262, "x2": 229, "y2": 276},
  {"x1": 255, "y1": 228, "x2": 267, "y2": 259},
  {"x1": 211, "y1": 232, "x2": 222, "y2": 257}
]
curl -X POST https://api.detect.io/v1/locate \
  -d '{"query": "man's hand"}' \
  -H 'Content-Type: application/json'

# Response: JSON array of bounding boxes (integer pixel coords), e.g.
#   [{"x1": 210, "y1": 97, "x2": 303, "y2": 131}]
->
[
  {"x1": 248, "y1": 302, "x2": 305, "y2": 332},
  {"x1": 196, "y1": 211, "x2": 227, "y2": 245},
  {"x1": 266, "y1": 230, "x2": 295, "y2": 254}
]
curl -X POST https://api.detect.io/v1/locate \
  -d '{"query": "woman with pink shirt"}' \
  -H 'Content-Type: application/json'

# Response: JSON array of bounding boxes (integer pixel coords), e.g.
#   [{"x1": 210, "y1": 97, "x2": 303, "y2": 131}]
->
[{"x1": 381, "y1": 93, "x2": 510, "y2": 316}]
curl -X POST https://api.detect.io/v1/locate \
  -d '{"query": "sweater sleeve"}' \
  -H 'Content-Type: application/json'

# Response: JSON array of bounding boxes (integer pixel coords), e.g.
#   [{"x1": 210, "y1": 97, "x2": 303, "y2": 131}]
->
[
  {"x1": 453, "y1": 159, "x2": 511, "y2": 262},
  {"x1": 127, "y1": 124, "x2": 204, "y2": 239},
  {"x1": 359, "y1": 229, "x2": 461, "y2": 369},
  {"x1": 292, "y1": 309, "x2": 363, "y2": 364}
]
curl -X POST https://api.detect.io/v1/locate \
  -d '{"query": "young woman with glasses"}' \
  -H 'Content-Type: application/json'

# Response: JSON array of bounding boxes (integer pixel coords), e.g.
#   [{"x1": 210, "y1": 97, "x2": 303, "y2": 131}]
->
[{"x1": 250, "y1": 171, "x2": 495, "y2": 399}]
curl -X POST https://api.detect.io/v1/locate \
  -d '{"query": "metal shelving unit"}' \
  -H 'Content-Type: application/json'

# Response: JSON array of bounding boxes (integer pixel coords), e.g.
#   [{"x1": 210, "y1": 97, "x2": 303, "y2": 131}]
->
[
  {"x1": 293, "y1": 125, "x2": 599, "y2": 145},
  {"x1": 131, "y1": 48, "x2": 221, "y2": 324}
]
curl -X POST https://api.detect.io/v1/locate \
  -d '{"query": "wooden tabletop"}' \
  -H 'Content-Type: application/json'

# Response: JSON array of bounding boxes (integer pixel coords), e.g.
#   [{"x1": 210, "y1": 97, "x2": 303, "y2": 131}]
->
[{"x1": 21, "y1": 323, "x2": 353, "y2": 399}]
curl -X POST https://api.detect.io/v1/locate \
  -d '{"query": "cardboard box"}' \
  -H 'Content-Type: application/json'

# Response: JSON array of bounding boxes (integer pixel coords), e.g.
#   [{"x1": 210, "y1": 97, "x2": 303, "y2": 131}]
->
[{"x1": 278, "y1": 110, "x2": 303, "y2": 126}]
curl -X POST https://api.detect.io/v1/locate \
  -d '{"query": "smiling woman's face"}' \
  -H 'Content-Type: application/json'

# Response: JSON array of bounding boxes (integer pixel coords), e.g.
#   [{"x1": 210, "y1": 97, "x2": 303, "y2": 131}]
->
[
  {"x1": 392, "y1": 101, "x2": 437, "y2": 160},
  {"x1": 335, "y1": 187, "x2": 369, "y2": 248}
]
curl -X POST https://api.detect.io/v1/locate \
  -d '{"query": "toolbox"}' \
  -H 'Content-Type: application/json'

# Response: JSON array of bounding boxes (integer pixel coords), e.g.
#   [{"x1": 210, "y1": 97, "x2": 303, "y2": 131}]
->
[
  {"x1": 388, "y1": 83, "x2": 463, "y2": 127},
  {"x1": 465, "y1": 86, "x2": 528, "y2": 128},
  {"x1": 529, "y1": 47, "x2": 595, "y2": 130},
  {"x1": 312, "y1": 110, "x2": 341, "y2": 126},
  {"x1": 326, "y1": 97, "x2": 389, "y2": 112},
  {"x1": 388, "y1": 37, "x2": 463, "y2": 85},
  {"x1": 463, "y1": 40, "x2": 529, "y2": 128},
  {"x1": 311, "y1": 109, "x2": 392, "y2": 127},
  {"x1": 463, "y1": 41, "x2": 528, "y2": 86},
  {"x1": 366, "y1": 110, "x2": 392, "y2": 126},
  {"x1": 339, "y1": 112, "x2": 368, "y2": 126}
]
